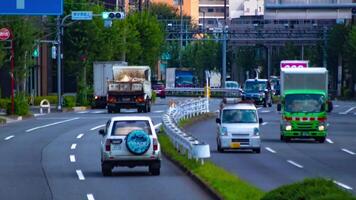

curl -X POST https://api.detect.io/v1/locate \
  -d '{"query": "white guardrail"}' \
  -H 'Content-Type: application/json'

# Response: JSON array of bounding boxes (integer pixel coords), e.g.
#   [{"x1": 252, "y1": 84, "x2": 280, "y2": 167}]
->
[
  {"x1": 162, "y1": 98, "x2": 211, "y2": 164},
  {"x1": 165, "y1": 87, "x2": 242, "y2": 97}
]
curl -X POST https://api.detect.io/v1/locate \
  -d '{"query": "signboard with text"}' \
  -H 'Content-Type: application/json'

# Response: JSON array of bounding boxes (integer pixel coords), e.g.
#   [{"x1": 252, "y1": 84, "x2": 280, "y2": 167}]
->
[
  {"x1": 0, "y1": 0, "x2": 63, "y2": 15},
  {"x1": 0, "y1": 28, "x2": 11, "y2": 41},
  {"x1": 280, "y1": 60, "x2": 309, "y2": 69}
]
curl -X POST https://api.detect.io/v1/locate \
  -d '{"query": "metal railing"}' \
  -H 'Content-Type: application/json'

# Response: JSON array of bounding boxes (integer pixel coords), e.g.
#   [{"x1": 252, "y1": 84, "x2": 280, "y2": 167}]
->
[
  {"x1": 165, "y1": 87, "x2": 242, "y2": 97},
  {"x1": 162, "y1": 98, "x2": 211, "y2": 164}
]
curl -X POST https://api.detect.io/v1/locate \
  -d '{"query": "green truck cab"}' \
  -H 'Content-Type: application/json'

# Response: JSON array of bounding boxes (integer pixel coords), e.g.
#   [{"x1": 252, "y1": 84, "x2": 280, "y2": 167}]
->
[{"x1": 277, "y1": 68, "x2": 333, "y2": 143}]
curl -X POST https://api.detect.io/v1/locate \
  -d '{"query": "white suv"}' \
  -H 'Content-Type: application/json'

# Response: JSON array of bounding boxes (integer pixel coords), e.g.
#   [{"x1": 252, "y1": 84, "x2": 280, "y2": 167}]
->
[
  {"x1": 216, "y1": 100, "x2": 262, "y2": 153},
  {"x1": 99, "y1": 116, "x2": 161, "y2": 176}
]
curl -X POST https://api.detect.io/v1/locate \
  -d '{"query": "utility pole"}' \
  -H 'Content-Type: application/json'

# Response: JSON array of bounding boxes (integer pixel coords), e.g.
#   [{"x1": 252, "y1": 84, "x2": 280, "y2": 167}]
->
[
  {"x1": 221, "y1": 0, "x2": 227, "y2": 88},
  {"x1": 179, "y1": 0, "x2": 183, "y2": 67},
  {"x1": 116, "y1": 0, "x2": 119, "y2": 11},
  {"x1": 138, "y1": 0, "x2": 142, "y2": 12},
  {"x1": 56, "y1": 16, "x2": 62, "y2": 111}
]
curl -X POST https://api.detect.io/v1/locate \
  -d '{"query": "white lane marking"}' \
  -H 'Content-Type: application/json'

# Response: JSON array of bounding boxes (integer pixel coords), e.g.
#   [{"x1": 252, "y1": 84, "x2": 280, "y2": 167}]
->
[
  {"x1": 90, "y1": 124, "x2": 105, "y2": 131},
  {"x1": 326, "y1": 138, "x2": 334, "y2": 144},
  {"x1": 257, "y1": 107, "x2": 262, "y2": 110},
  {"x1": 76, "y1": 170, "x2": 85, "y2": 180},
  {"x1": 70, "y1": 155, "x2": 76, "y2": 162},
  {"x1": 26, "y1": 118, "x2": 79, "y2": 132},
  {"x1": 260, "y1": 110, "x2": 271, "y2": 113},
  {"x1": 334, "y1": 181, "x2": 353, "y2": 190},
  {"x1": 287, "y1": 160, "x2": 304, "y2": 169},
  {"x1": 77, "y1": 111, "x2": 89, "y2": 114},
  {"x1": 71, "y1": 143, "x2": 77, "y2": 150},
  {"x1": 265, "y1": 147, "x2": 276, "y2": 154},
  {"x1": 33, "y1": 113, "x2": 46, "y2": 117},
  {"x1": 4, "y1": 135, "x2": 15, "y2": 140},
  {"x1": 92, "y1": 110, "x2": 105, "y2": 114},
  {"x1": 342, "y1": 148, "x2": 355, "y2": 155},
  {"x1": 77, "y1": 133, "x2": 84, "y2": 139},
  {"x1": 87, "y1": 194, "x2": 95, "y2": 200},
  {"x1": 154, "y1": 123, "x2": 162, "y2": 130},
  {"x1": 339, "y1": 107, "x2": 356, "y2": 115},
  {"x1": 334, "y1": 105, "x2": 340, "y2": 108},
  {"x1": 261, "y1": 122, "x2": 268, "y2": 126},
  {"x1": 153, "y1": 110, "x2": 164, "y2": 113}
]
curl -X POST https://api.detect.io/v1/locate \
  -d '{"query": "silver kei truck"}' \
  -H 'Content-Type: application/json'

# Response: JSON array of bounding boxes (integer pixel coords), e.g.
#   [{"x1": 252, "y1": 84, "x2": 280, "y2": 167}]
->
[{"x1": 107, "y1": 66, "x2": 152, "y2": 113}]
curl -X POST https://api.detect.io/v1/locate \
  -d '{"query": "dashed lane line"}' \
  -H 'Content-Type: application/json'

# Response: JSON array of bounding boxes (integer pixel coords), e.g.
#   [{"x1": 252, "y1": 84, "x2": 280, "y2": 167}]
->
[
  {"x1": 341, "y1": 148, "x2": 355, "y2": 155},
  {"x1": 261, "y1": 122, "x2": 268, "y2": 126},
  {"x1": 4, "y1": 135, "x2": 14, "y2": 141},
  {"x1": 25, "y1": 118, "x2": 79, "y2": 132},
  {"x1": 339, "y1": 107, "x2": 356, "y2": 115},
  {"x1": 87, "y1": 194, "x2": 95, "y2": 200},
  {"x1": 334, "y1": 181, "x2": 353, "y2": 190},
  {"x1": 153, "y1": 110, "x2": 164, "y2": 113},
  {"x1": 326, "y1": 138, "x2": 334, "y2": 144},
  {"x1": 265, "y1": 147, "x2": 276, "y2": 154},
  {"x1": 77, "y1": 133, "x2": 84, "y2": 139},
  {"x1": 90, "y1": 124, "x2": 105, "y2": 131},
  {"x1": 71, "y1": 144, "x2": 77, "y2": 150},
  {"x1": 76, "y1": 170, "x2": 85, "y2": 180},
  {"x1": 287, "y1": 160, "x2": 304, "y2": 169},
  {"x1": 70, "y1": 155, "x2": 76, "y2": 163}
]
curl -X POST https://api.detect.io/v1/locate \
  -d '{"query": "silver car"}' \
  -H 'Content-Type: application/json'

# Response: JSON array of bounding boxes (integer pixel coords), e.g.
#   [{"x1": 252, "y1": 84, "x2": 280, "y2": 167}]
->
[
  {"x1": 216, "y1": 100, "x2": 262, "y2": 153},
  {"x1": 99, "y1": 116, "x2": 161, "y2": 176}
]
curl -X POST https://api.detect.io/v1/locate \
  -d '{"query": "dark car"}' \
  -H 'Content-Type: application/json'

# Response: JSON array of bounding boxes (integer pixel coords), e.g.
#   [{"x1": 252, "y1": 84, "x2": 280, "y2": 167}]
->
[
  {"x1": 242, "y1": 79, "x2": 272, "y2": 107},
  {"x1": 152, "y1": 82, "x2": 166, "y2": 98}
]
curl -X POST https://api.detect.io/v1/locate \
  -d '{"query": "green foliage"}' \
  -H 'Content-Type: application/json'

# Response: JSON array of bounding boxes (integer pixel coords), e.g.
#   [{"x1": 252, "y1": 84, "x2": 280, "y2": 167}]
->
[
  {"x1": 34, "y1": 96, "x2": 58, "y2": 106},
  {"x1": 63, "y1": 95, "x2": 76, "y2": 108},
  {"x1": 0, "y1": 98, "x2": 10, "y2": 110},
  {"x1": 158, "y1": 133, "x2": 264, "y2": 200},
  {"x1": 261, "y1": 178, "x2": 356, "y2": 200},
  {"x1": 7, "y1": 92, "x2": 29, "y2": 116},
  {"x1": 0, "y1": 116, "x2": 5, "y2": 124},
  {"x1": 151, "y1": 91, "x2": 157, "y2": 104}
]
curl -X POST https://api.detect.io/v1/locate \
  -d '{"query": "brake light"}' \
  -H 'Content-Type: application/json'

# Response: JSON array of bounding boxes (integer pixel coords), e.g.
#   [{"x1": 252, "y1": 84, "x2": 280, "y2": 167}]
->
[
  {"x1": 153, "y1": 138, "x2": 158, "y2": 151},
  {"x1": 107, "y1": 96, "x2": 116, "y2": 103},
  {"x1": 105, "y1": 139, "x2": 111, "y2": 151},
  {"x1": 284, "y1": 116, "x2": 292, "y2": 121},
  {"x1": 95, "y1": 96, "x2": 99, "y2": 100},
  {"x1": 318, "y1": 117, "x2": 326, "y2": 122},
  {"x1": 135, "y1": 96, "x2": 144, "y2": 103}
]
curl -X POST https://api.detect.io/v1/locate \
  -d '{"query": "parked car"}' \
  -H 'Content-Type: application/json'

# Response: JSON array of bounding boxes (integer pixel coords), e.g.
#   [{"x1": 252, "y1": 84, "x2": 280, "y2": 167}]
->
[
  {"x1": 152, "y1": 82, "x2": 166, "y2": 98},
  {"x1": 242, "y1": 79, "x2": 273, "y2": 107},
  {"x1": 99, "y1": 116, "x2": 161, "y2": 176},
  {"x1": 225, "y1": 81, "x2": 240, "y2": 89},
  {"x1": 216, "y1": 98, "x2": 263, "y2": 153}
]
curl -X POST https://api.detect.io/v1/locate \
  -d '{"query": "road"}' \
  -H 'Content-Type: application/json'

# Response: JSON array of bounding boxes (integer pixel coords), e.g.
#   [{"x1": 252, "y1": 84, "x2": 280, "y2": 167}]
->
[
  {"x1": 0, "y1": 98, "x2": 213, "y2": 200},
  {"x1": 186, "y1": 100, "x2": 356, "y2": 193}
]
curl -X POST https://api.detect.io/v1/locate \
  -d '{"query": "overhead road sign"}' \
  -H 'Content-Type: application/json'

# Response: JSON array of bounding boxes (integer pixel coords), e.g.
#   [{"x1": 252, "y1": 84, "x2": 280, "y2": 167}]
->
[
  {"x1": 71, "y1": 11, "x2": 93, "y2": 20},
  {"x1": 0, "y1": 0, "x2": 63, "y2": 15}
]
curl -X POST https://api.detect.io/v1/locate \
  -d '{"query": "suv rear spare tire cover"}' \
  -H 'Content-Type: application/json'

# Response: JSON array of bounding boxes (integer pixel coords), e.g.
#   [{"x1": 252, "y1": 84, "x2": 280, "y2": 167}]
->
[{"x1": 126, "y1": 130, "x2": 151, "y2": 155}]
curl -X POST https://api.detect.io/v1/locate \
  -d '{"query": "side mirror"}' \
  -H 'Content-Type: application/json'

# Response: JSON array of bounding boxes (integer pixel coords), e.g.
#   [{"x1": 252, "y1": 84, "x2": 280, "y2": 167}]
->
[
  {"x1": 216, "y1": 118, "x2": 221, "y2": 124},
  {"x1": 327, "y1": 101, "x2": 333, "y2": 113},
  {"x1": 99, "y1": 129, "x2": 106, "y2": 136},
  {"x1": 277, "y1": 104, "x2": 281, "y2": 111},
  {"x1": 259, "y1": 118, "x2": 263, "y2": 124}
]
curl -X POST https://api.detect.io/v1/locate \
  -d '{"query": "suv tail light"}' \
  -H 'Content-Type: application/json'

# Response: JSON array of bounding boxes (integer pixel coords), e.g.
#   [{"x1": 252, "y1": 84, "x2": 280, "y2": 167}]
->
[
  {"x1": 105, "y1": 139, "x2": 111, "y2": 151},
  {"x1": 135, "y1": 96, "x2": 144, "y2": 103},
  {"x1": 153, "y1": 138, "x2": 158, "y2": 151}
]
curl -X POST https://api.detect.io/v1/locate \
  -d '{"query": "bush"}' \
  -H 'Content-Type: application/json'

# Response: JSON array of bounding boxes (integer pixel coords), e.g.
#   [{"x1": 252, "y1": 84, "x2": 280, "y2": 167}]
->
[
  {"x1": 6, "y1": 93, "x2": 29, "y2": 116},
  {"x1": 0, "y1": 116, "x2": 5, "y2": 124},
  {"x1": 261, "y1": 178, "x2": 356, "y2": 200},
  {"x1": 0, "y1": 98, "x2": 10, "y2": 110},
  {"x1": 151, "y1": 91, "x2": 157, "y2": 103},
  {"x1": 34, "y1": 96, "x2": 58, "y2": 106},
  {"x1": 63, "y1": 95, "x2": 76, "y2": 108}
]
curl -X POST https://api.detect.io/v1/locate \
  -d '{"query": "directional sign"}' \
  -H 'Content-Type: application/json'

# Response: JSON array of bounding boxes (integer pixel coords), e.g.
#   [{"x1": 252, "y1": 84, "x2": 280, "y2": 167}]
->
[
  {"x1": 0, "y1": 0, "x2": 63, "y2": 15},
  {"x1": 0, "y1": 28, "x2": 11, "y2": 41},
  {"x1": 71, "y1": 11, "x2": 93, "y2": 21}
]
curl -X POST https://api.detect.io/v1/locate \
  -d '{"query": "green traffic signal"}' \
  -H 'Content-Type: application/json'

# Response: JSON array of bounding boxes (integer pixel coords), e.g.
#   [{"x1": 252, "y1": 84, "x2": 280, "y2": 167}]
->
[{"x1": 32, "y1": 47, "x2": 39, "y2": 58}]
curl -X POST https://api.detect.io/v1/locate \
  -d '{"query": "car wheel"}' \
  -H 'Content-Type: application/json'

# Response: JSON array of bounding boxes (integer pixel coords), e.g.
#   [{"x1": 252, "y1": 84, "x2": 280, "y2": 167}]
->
[
  {"x1": 253, "y1": 148, "x2": 261, "y2": 153},
  {"x1": 149, "y1": 165, "x2": 160, "y2": 176},
  {"x1": 143, "y1": 103, "x2": 148, "y2": 113},
  {"x1": 280, "y1": 134, "x2": 285, "y2": 141},
  {"x1": 101, "y1": 163, "x2": 112, "y2": 176}
]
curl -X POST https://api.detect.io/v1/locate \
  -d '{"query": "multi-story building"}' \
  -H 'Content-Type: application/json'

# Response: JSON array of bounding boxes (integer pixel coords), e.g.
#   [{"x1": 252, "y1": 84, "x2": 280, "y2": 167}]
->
[{"x1": 199, "y1": 0, "x2": 228, "y2": 28}]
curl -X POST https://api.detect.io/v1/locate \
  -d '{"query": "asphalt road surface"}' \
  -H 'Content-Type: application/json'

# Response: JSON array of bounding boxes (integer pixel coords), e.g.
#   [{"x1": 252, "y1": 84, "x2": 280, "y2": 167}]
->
[
  {"x1": 0, "y1": 98, "x2": 213, "y2": 200},
  {"x1": 185, "y1": 100, "x2": 356, "y2": 193}
]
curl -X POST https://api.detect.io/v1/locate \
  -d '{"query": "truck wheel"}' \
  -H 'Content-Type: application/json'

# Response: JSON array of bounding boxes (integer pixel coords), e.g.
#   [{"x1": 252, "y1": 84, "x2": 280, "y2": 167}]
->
[
  {"x1": 101, "y1": 163, "x2": 112, "y2": 176},
  {"x1": 253, "y1": 148, "x2": 261, "y2": 153},
  {"x1": 143, "y1": 103, "x2": 148, "y2": 113},
  {"x1": 317, "y1": 137, "x2": 326, "y2": 143},
  {"x1": 263, "y1": 100, "x2": 267, "y2": 107},
  {"x1": 148, "y1": 103, "x2": 151, "y2": 112}
]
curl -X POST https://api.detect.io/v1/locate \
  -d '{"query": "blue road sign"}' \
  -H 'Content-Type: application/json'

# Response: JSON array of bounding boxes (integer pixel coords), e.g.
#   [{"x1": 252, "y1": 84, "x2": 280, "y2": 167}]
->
[
  {"x1": 0, "y1": 0, "x2": 63, "y2": 15},
  {"x1": 71, "y1": 11, "x2": 93, "y2": 21}
]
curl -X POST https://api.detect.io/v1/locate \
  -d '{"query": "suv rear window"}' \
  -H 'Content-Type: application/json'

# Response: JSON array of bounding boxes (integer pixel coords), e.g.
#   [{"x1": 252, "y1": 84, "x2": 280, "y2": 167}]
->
[
  {"x1": 222, "y1": 109, "x2": 257, "y2": 123},
  {"x1": 111, "y1": 120, "x2": 152, "y2": 136}
]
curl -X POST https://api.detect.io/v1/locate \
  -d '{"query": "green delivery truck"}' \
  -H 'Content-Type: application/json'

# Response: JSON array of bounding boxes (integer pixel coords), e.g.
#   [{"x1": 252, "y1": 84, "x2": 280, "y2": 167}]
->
[{"x1": 277, "y1": 68, "x2": 333, "y2": 143}]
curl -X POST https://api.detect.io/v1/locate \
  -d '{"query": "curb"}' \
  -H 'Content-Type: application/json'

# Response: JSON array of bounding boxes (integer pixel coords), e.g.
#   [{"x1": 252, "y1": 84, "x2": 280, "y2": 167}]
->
[{"x1": 161, "y1": 152, "x2": 223, "y2": 200}]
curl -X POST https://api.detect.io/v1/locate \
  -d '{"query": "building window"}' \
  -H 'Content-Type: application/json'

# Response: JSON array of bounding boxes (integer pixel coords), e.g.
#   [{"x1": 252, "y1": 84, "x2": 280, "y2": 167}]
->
[{"x1": 208, "y1": 8, "x2": 214, "y2": 12}]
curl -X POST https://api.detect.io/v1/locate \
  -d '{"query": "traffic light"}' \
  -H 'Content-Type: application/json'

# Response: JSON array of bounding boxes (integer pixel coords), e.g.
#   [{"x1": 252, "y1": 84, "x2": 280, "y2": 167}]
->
[
  {"x1": 32, "y1": 47, "x2": 39, "y2": 58},
  {"x1": 102, "y1": 12, "x2": 125, "y2": 20},
  {"x1": 51, "y1": 46, "x2": 57, "y2": 59}
]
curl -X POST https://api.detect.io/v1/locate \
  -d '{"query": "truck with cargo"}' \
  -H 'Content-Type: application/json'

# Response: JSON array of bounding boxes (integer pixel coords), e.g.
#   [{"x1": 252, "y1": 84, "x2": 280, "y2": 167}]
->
[
  {"x1": 93, "y1": 61, "x2": 127, "y2": 108},
  {"x1": 165, "y1": 68, "x2": 197, "y2": 88},
  {"x1": 107, "y1": 66, "x2": 152, "y2": 113},
  {"x1": 277, "y1": 68, "x2": 332, "y2": 143}
]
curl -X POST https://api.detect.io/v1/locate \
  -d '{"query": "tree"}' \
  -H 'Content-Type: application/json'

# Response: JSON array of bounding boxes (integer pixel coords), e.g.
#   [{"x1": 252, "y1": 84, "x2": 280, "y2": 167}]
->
[{"x1": 345, "y1": 25, "x2": 356, "y2": 97}]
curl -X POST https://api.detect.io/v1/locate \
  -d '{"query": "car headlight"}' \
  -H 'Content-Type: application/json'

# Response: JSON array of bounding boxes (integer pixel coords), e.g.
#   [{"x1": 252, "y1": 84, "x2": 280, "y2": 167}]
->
[
  {"x1": 285, "y1": 125, "x2": 292, "y2": 131},
  {"x1": 221, "y1": 127, "x2": 228, "y2": 136},
  {"x1": 318, "y1": 125, "x2": 325, "y2": 131},
  {"x1": 253, "y1": 128, "x2": 260, "y2": 136}
]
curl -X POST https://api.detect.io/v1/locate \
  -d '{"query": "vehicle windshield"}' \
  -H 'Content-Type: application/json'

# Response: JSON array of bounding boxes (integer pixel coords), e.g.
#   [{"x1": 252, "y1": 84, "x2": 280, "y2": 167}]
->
[
  {"x1": 111, "y1": 120, "x2": 152, "y2": 136},
  {"x1": 244, "y1": 81, "x2": 266, "y2": 93},
  {"x1": 226, "y1": 82, "x2": 239, "y2": 88},
  {"x1": 222, "y1": 109, "x2": 257, "y2": 123},
  {"x1": 285, "y1": 94, "x2": 325, "y2": 113}
]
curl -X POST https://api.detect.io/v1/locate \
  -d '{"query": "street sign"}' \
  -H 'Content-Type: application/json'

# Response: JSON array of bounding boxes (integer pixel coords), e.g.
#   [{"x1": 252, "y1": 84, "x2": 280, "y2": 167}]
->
[
  {"x1": 71, "y1": 11, "x2": 93, "y2": 21},
  {"x1": 0, "y1": 28, "x2": 11, "y2": 41},
  {"x1": 0, "y1": 0, "x2": 63, "y2": 15},
  {"x1": 280, "y1": 60, "x2": 309, "y2": 68}
]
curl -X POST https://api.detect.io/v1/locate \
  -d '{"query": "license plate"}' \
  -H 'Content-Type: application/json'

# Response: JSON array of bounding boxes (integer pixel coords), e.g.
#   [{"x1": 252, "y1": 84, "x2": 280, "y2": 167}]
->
[
  {"x1": 122, "y1": 98, "x2": 130, "y2": 102},
  {"x1": 111, "y1": 144, "x2": 121, "y2": 151},
  {"x1": 230, "y1": 142, "x2": 240, "y2": 148}
]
